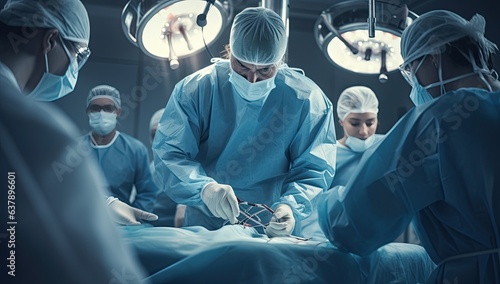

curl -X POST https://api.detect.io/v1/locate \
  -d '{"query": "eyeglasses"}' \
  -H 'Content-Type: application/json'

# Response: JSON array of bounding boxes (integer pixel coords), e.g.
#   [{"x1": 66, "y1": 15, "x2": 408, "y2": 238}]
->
[
  {"x1": 60, "y1": 37, "x2": 91, "y2": 73},
  {"x1": 224, "y1": 198, "x2": 275, "y2": 228},
  {"x1": 398, "y1": 55, "x2": 428, "y2": 87},
  {"x1": 398, "y1": 63, "x2": 413, "y2": 86},
  {"x1": 87, "y1": 104, "x2": 117, "y2": 113}
]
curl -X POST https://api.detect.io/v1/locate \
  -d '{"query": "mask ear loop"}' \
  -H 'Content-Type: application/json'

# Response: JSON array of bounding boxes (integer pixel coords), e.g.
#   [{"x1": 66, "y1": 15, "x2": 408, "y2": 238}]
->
[
  {"x1": 472, "y1": 49, "x2": 493, "y2": 91},
  {"x1": 43, "y1": 53, "x2": 50, "y2": 74},
  {"x1": 434, "y1": 53, "x2": 447, "y2": 95},
  {"x1": 491, "y1": 70, "x2": 499, "y2": 81},
  {"x1": 455, "y1": 46, "x2": 493, "y2": 92}
]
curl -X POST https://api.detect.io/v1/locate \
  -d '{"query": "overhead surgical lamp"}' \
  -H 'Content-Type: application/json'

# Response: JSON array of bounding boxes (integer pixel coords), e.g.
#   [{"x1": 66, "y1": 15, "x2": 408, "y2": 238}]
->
[
  {"x1": 122, "y1": 0, "x2": 232, "y2": 69},
  {"x1": 314, "y1": 0, "x2": 417, "y2": 82}
]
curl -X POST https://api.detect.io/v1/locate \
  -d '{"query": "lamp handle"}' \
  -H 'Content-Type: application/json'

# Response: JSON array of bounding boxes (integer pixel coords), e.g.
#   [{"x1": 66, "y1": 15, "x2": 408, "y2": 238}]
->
[
  {"x1": 166, "y1": 33, "x2": 179, "y2": 70},
  {"x1": 320, "y1": 13, "x2": 359, "y2": 55}
]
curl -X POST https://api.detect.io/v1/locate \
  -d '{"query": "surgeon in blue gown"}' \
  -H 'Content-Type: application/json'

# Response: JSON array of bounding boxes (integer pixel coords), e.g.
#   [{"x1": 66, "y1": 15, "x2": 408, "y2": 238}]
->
[
  {"x1": 148, "y1": 108, "x2": 183, "y2": 227},
  {"x1": 301, "y1": 86, "x2": 383, "y2": 239},
  {"x1": 82, "y1": 85, "x2": 157, "y2": 213},
  {"x1": 331, "y1": 86, "x2": 384, "y2": 187},
  {"x1": 318, "y1": 10, "x2": 500, "y2": 283},
  {"x1": 153, "y1": 7, "x2": 336, "y2": 237}
]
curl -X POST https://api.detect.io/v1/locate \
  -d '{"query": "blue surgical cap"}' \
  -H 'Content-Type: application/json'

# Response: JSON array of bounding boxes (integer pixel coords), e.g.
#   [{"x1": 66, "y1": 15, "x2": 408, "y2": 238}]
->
[
  {"x1": 337, "y1": 86, "x2": 379, "y2": 121},
  {"x1": 87, "y1": 85, "x2": 121, "y2": 108},
  {"x1": 0, "y1": 0, "x2": 90, "y2": 45},
  {"x1": 229, "y1": 7, "x2": 287, "y2": 65},
  {"x1": 401, "y1": 10, "x2": 497, "y2": 68}
]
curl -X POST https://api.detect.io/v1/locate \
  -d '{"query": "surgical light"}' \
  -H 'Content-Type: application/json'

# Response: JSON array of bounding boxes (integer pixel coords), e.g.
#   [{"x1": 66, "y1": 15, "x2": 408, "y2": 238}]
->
[
  {"x1": 314, "y1": 0, "x2": 417, "y2": 81},
  {"x1": 122, "y1": 0, "x2": 232, "y2": 69}
]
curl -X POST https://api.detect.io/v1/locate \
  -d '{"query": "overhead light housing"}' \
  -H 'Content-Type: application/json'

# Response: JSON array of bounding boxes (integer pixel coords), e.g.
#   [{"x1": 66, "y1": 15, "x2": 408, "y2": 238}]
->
[
  {"x1": 314, "y1": 0, "x2": 417, "y2": 80},
  {"x1": 122, "y1": 0, "x2": 232, "y2": 69}
]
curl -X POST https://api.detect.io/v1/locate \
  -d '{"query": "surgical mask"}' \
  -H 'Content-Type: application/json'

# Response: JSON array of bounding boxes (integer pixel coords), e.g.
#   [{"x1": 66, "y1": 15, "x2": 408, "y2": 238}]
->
[
  {"x1": 409, "y1": 81, "x2": 434, "y2": 106},
  {"x1": 407, "y1": 56, "x2": 434, "y2": 106},
  {"x1": 89, "y1": 111, "x2": 117, "y2": 135},
  {"x1": 229, "y1": 71, "x2": 276, "y2": 101},
  {"x1": 27, "y1": 38, "x2": 78, "y2": 102},
  {"x1": 345, "y1": 135, "x2": 375, "y2": 152}
]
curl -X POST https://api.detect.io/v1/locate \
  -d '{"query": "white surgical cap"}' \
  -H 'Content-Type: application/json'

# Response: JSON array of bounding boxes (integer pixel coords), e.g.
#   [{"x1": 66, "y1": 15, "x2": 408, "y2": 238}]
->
[
  {"x1": 149, "y1": 108, "x2": 165, "y2": 132},
  {"x1": 337, "y1": 86, "x2": 379, "y2": 121},
  {"x1": 401, "y1": 10, "x2": 497, "y2": 68},
  {"x1": 229, "y1": 7, "x2": 287, "y2": 65},
  {"x1": 0, "y1": 0, "x2": 90, "y2": 45},
  {"x1": 87, "y1": 85, "x2": 121, "y2": 108}
]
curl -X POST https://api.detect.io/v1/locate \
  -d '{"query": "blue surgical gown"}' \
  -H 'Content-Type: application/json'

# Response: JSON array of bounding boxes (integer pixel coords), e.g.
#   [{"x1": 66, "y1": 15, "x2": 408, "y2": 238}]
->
[
  {"x1": 318, "y1": 88, "x2": 500, "y2": 283},
  {"x1": 0, "y1": 62, "x2": 146, "y2": 283},
  {"x1": 148, "y1": 161, "x2": 178, "y2": 227},
  {"x1": 82, "y1": 132, "x2": 157, "y2": 212},
  {"x1": 153, "y1": 60, "x2": 336, "y2": 231},
  {"x1": 301, "y1": 135, "x2": 384, "y2": 239}
]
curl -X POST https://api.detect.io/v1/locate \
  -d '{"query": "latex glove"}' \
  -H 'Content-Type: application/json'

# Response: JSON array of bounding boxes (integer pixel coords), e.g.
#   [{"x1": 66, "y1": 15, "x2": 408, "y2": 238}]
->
[
  {"x1": 201, "y1": 182, "x2": 240, "y2": 224},
  {"x1": 265, "y1": 204, "x2": 295, "y2": 237},
  {"x1": 107, "y1": 197, "x2": 158, "y2": 226}
]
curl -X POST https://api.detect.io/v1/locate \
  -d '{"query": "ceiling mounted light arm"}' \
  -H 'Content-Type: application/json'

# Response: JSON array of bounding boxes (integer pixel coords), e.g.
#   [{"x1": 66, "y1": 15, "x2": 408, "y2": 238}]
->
[
  {"x1": 178, "y1": 24, "x2": 193, "y2": 50},
  {"x1": 161, "y1": 26, "x2": 180, "y2": 69},
  {"x1": 261, "y1": 0, "x2": 290, "y2": 61},
  {"x1": 122, "y1": 0, "x2": 232, "y2": 69},
  {"x1": 314, "y1": 0, "x2": 418, "y2": 76},
  {"x1": 196, "y1": 0, "x2": 215, "y2": 27},
  {"x1": 320, "y1": 13, "x2": 358, "y2": 55},
  {"x1": 368, "y1": 0, "x2": 376, "y2": 38},
  {"x1": 378, "y1": 49, "x2": 388, "y2": 83}
]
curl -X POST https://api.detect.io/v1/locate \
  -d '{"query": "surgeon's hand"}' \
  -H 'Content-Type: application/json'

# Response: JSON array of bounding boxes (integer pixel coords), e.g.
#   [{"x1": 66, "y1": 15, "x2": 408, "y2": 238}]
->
[
  {"x1": 201, "y1": 182, "x2": 240, "y2": 224},
  {"x1": 265, "y1": 204, "x2": 295, "y2": 238},
  {"x1": 107, "y1": 197, "x2": 159, "y2": 226}
]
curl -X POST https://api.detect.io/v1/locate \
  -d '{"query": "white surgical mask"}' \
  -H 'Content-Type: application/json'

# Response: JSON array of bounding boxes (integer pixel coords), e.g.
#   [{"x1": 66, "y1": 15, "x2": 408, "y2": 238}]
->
[
  {"x1": 27, "y1": 38, "x2": 78, "y2": 102},
  {"x1": 345, "y1": 135, "x2": 375, "y2": 152},
  {"x1": 89, "y1": 111, "x2": 117, "y2": 135},
  {"x1": 229, "y1": 71, "x2": 276, "y2": 101}
]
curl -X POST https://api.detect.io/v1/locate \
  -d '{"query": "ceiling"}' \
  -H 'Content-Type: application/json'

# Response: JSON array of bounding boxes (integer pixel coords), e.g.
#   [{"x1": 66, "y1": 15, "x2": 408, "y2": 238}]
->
[{"x1": 1, "y1": 0, "x2": 497, "y2": 148}]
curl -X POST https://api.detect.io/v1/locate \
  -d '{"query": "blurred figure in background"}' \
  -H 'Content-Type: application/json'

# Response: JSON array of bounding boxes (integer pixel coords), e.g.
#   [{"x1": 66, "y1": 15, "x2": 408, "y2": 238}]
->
[
  {"x1": 82, "y1": 85, "x2": 158, "y2": 215},
  {"x1": 301, "y1": 86, "x2": 385, "y2": 239},
  {"x1": 0, "y1": 0, "x2": 147, "y2": 282}
]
